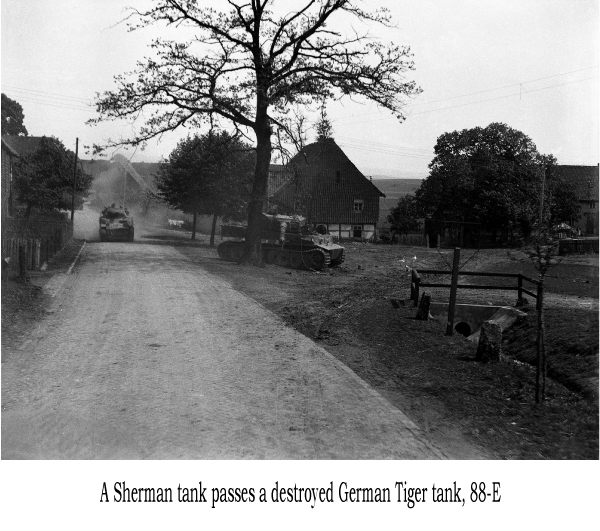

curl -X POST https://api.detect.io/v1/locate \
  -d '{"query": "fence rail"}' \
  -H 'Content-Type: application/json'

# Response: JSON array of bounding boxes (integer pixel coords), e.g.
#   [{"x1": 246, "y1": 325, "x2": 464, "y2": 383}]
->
[
  {"x1": 410, "y1": 268, "x2": 541, "y2": 309},
  {"x1": 2, "y1": 219, "x2": 73, "y2": 271},
  {"x1": 558, "y1": 239, "x2": 598, "y2": 256}
]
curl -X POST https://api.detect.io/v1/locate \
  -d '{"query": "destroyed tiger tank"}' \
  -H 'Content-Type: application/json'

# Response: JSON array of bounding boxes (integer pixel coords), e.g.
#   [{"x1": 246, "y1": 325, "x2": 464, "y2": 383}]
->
[
  {"x1": 99, "y1": 204, "x2": 134, "y2": 242},
  {"x1": 217, "y1": 214, "x2": 345, "y2": 271}
]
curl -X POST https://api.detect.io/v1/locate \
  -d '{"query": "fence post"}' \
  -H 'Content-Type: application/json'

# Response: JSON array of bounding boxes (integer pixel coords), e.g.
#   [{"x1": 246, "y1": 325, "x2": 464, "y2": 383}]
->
[
  {"x1": 425, "y1": 234, "x2": 429, "y2": 248},
  {"x1": 33, "y1": 239, "x2": 41, "y2": 269},
  {"x1": 18, "y1": 244, "x2": 26, "y2": 279},
  {"x1": 411, "y1": 269, "x2": 421, "y2": 307},
  {"x1": 536, "y1": 281, "x2": 543, "y2": 312},
  {"x1": 446, "y1": 247, "x2": 461, "y2": 336}
]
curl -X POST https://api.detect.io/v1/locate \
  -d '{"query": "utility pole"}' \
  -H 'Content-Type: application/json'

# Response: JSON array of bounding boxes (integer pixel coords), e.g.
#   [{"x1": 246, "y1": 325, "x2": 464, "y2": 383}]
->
[
  {"x1": 536, "y1": 163, "x2": 547, "y2": 403},
  {"x1": 70, "y1": 137, "x2": 79, "y2": 222},
  {"x1": 538, "y1": 164, "x2": 546, "y2": 231}
]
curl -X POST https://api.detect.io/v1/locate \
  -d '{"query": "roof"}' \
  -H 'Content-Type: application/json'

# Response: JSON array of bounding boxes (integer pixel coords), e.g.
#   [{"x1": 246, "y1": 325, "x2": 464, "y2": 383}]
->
[
  {"x1": 287, "y1": 138, "x2": 385, "y2": 197},
  {"x1": 555, "y1": 164, "x2": 599, "y2": 200},
  {"x1": 1, "y1": 135, "x2": 44, "y2": 158}
]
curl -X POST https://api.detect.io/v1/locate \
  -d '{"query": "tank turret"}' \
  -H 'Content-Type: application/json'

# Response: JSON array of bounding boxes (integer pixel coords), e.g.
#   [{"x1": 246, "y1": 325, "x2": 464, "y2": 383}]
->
[{"x1": 99, "y1": 206, "x2": 134, "y2": 242}]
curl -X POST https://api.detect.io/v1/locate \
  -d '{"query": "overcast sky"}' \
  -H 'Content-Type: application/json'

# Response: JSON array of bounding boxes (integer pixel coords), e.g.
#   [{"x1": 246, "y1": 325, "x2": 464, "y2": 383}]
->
[{"x1": 2, "y1": 0, "x2": 598, "y2": 178}]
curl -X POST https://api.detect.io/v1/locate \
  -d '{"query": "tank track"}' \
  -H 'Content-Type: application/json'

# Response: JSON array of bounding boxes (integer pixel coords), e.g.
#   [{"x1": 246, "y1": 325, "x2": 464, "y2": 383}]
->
[
  {"x1": 330, "y1": 251, "x2": 345, "y2": 267},
  {"x1": 217, "y1": 242, "x2": 332, "y2": 271}
]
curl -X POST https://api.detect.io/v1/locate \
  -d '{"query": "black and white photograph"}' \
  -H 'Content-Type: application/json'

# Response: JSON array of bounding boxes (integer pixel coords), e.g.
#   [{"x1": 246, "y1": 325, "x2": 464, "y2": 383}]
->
[{"x1": 1, "y1": 0, "x2": 598, "y2": 528}]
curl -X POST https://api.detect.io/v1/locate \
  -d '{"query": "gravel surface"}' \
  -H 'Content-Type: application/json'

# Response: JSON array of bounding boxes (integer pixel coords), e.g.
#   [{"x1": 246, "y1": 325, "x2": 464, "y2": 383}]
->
[{"x1": 2, "y1": 240, "x2": 443, "y2": 459}]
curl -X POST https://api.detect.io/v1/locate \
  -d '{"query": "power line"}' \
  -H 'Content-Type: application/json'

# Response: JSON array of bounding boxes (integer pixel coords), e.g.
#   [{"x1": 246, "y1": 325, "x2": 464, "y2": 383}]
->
[
  {"x1": 406, "y1": 76, "x2": 598, "y2": 117},
  {"x1": 408, "y1": 65, "x2": 599, "y2": 107},
  {"x1": 2, "y1": 84, "x2": 91, "y2": 105},
  {"x1": 341, "y1": 75, "x2": 597, "y2": 126},
  {"x1": 6, "y1": 95, "x2": 93, "y2": 112},
  {"x1": 335, "y1": 135, "x2": 432, "y2": 155},
  {"x1": 337, "y1": 139, "x2": 432, "y2": 160},
  {"x1": 333, "y1": 65, "x2": 599, "y2": 125}
]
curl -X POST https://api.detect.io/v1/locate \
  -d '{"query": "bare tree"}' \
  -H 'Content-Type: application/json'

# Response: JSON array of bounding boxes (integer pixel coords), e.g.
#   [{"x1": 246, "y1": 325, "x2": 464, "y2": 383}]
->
[
  {"x1": 518, "y1": 165, "x2": 562, "y2": 402},
  {"x1": 90, "y1": 0, "x2": 421, "y2": 264}
]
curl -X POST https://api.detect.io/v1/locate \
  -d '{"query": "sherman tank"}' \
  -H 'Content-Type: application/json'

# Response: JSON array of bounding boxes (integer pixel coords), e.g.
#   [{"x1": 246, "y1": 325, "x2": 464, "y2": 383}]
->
[
  {"x1": 99, "y1": 204, "x2": 134, "y2": 242},
  {"x1": 217, "y1": 214, "x2": 345, "y2": 271}
]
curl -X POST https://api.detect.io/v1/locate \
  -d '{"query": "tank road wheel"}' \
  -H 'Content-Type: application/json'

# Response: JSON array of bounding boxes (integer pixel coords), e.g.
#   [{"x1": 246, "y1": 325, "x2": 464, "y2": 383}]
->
[
  {"x1": 307, "y1": 249, "x2": 328, "y2": 271},
  {"x1": 276, "y1": 251, "x2": 291, "y2": 268},
  {"x1": 217, "y1": 242, "x2": 229, "y2": 259},
  {"x1": 264, "y1": 249, "x2": 278, "y2": 264},
  {"x1": 290, "y1": 252, "x2": 304, "y2": 269},
  {"x1": 229, "y1": 245, "x2": 244, "y2": 262}
]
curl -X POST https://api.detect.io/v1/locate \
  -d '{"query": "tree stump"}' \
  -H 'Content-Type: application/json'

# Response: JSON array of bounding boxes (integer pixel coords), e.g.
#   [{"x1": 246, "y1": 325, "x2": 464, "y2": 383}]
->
[
  {"x1": 476, "y1": 320, "x2": 503, "y2": 362},
  {"x1": 415, "y1": 291, "x2": 431, "y2": 320}
]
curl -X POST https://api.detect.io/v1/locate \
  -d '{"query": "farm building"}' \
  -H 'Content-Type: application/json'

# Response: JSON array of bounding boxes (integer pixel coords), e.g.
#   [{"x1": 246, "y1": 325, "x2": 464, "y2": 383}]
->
[
  {"x1": 268, "y1": 138, "x2": 385, "y2": 240},
  {"x1": 555, "y1": 164, "x2": 599, "y2": 236}
]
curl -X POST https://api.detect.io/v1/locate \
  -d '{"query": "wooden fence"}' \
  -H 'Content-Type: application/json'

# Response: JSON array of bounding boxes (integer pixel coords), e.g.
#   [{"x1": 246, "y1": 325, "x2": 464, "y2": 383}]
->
[
  {"x1": 2, "y1": 238, "x2": 41, "y2": 271},
  {"x1": 411, "y1": 269, "x2": 542, "y2": 309},
  {"x1": 558, "y1": 239, "x2": 598, "y2": 256},
  {"x1": 2, "y1": 220, "x2": 72, "y2": 271}
]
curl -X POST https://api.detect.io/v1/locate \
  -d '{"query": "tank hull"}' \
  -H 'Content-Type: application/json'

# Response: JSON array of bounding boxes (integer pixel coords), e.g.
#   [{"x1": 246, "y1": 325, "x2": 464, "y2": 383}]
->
[
  {"x1": 218, "y1": 214, "x2": 345, "y2": 270},
  {"x1": 217, "y1": 240, "x2": 345, "y2": 271},
  {"x1": 99, "y1": 206, "x2": 134, "y2": 242}
]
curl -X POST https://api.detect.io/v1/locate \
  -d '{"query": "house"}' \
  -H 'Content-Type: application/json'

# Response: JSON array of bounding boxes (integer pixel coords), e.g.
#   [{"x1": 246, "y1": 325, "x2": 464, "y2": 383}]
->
[
  {"x1": 1, "y1": 135, "x2": 72, "y2": 270},
  {"x1": 269, "y1": 138, "x2": 385, "y2": 240},
  {"x1": 555, "y1": 165, "x2": 599, "y2": 236},
  {"x1": 2, "y1": 136, "x2": 45, "y2": 223},
  {"x1": 1, "y1": 136, "x2": 19, "y2": 228}
]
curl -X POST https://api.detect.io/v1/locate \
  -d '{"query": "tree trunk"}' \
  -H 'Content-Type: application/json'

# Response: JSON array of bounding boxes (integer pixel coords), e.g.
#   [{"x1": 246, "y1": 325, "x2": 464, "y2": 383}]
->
[
  {"x1": 210, "y1": 213, "x2": 218, "y2": 248},
  {"x1": 191, "y1": 210, "x2": 197, "y2": 241},
  {"x1": 242, "y1": 110, "x2": 271, "y2": 266}
]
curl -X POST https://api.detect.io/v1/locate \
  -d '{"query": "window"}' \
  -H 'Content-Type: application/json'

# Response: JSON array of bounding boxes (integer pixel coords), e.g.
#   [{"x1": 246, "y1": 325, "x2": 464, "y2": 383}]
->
[
  {"x1": 353, "y1": 225, "x2": 362, "y2": 238},
  {"x1": 353, "y1": 199, "x2": 364, "y2": 212},
  {"x1": 590, "y1": 201, "x2": 596, "y2": 209}
]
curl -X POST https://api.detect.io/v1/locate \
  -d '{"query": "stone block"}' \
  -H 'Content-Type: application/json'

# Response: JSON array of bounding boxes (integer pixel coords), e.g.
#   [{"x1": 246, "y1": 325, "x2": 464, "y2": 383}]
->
[
  {"x1": 476, "y1": 320, "x2": 503, "y2": 362},
  {"x1": 415, "y1": 291, "x2": 431, "y2": 320}
]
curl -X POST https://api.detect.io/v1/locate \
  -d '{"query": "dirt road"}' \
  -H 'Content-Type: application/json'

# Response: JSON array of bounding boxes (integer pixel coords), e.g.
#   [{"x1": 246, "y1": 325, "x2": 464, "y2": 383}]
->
[{"x1": 1, "y1": 241, "x2": 443, "y2": 459}]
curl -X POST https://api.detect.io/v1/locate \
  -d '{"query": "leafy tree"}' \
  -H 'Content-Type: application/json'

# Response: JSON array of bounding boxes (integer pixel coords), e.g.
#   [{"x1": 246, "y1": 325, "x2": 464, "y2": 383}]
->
[
  {"x1": 387, "y1": 194, "x2": 421, "y2": 236},
  {"x1": 2, "y1": 93, "x2": 28, "y2": 136},
  {"x1": 315, "y1": 103, "x2": 334, "y2": 142},
  {"x1": 15, "y1": 136, "x2": 92, "y2": 216},
  {"x1": 157, "y1": 131, "x2": 254, "y2": 245},
  {"x1": 91, "y1": 0, "x2": 421, "y2": 264},
  {"x1": 415, "y1": 123, "x2": 579, "y2": 243}
]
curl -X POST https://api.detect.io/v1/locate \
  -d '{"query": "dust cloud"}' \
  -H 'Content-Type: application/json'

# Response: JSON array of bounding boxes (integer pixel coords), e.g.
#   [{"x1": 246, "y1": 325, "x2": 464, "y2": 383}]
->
[{"x1": 77, "y1": 158, "x2": 181, "y2": 241}]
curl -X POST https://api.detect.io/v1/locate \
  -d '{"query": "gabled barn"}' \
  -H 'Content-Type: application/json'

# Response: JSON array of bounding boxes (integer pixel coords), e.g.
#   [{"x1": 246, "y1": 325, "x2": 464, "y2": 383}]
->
[
  {"x1": 555, "y1": 164, "x2": 599, "y2": 236},
  {"x1": 269, "y1": 138, "x2": 385, "y2": 240}
]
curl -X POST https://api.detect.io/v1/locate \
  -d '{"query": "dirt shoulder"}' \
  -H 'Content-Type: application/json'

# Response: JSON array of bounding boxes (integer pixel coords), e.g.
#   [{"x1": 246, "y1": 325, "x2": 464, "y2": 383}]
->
[
  {"x1": 1, "y1": 239, "x2": 85, "y2": 362},
  {"x1": 3, "y1": 231, "x2": 598, "y2": 459},
  {"x1": 172, "y1": 235, "x2": 598, "y2": 459}
]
